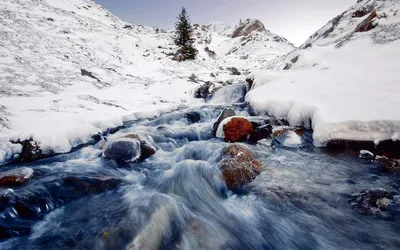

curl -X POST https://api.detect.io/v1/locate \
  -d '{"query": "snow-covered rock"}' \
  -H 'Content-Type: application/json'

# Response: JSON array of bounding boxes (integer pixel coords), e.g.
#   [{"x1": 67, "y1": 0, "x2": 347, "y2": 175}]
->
[{"x1": 247, "y1": 0, "x2": 400, "y2": 146}]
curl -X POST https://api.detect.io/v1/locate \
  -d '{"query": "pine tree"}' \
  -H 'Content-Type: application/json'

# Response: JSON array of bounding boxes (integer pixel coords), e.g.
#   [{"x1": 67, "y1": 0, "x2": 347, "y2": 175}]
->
[{"x1": 174, "y1": 7, "x2": 197, "y2": 60}]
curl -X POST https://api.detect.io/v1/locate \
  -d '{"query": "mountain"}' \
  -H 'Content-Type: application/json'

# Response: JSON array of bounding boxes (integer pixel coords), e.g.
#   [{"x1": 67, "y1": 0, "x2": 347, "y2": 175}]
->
[
  {"x1": 0, "y1": 0, "x2": 294, "y2": 164},
  {"x1": 247, "y1": 0, "x2": 400, "y2": 146}
]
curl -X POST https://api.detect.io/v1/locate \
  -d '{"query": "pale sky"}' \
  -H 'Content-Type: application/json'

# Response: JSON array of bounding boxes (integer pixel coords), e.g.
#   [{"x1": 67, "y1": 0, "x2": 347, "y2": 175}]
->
[{"x1": 94, "y1": 0, "x2": 355, "y2": 46}]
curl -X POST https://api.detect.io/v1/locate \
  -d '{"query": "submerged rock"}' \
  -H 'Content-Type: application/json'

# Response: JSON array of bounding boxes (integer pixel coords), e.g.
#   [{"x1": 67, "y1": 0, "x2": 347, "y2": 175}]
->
[
  {"x1": 0, "y1": 167, "x2": 33, "y2": 186},
  {"x1": 184, "y1": 111, "x2": 201, "y2": 123},
  {"x1": 63, "y1": 176, "x2": 121, "y2": 195},
  {"x1": 218, "y1": 144, "x2": 262, "y2": 190},
  {"x1": 349, "y1": 189, "x2": 394, "y2": 216},
  {"x1": 272, "y1": 127, "x2": 304, "y2": 148},
  {"x1": 103, "y1": 138, "x2": 141, "y2": 162},
  {"x1": 216, "y1": 117, "x2": 253, "y2": 143},
  {"x1": 212, "y1": 108, "x2": 236, "y2": 136}
]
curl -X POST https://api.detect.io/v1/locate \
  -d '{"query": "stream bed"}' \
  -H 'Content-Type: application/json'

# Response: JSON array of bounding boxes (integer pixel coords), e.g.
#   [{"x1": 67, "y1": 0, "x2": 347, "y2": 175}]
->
[{"x1": 1, "y1": 86, "x2": 400, "y2": 250}]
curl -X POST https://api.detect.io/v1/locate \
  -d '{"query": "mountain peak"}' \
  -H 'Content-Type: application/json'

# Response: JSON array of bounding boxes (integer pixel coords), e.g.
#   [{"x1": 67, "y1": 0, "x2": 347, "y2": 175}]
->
[{"x1": 231, "y1": 18, "x2": 267, "y2": 38}]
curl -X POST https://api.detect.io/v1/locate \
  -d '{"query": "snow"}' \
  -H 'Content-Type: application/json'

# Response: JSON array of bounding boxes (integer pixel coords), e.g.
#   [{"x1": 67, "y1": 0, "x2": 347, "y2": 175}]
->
[
  {"x1": 0, "y1": 0, "x2": 295, "y2": 165},
  {"x1": 247, "y1": 0, "x2": 400, "y2": 146}
]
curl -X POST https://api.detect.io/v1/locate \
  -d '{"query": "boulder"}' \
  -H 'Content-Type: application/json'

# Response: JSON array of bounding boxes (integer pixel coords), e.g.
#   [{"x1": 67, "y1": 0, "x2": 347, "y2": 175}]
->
[
  {"x1": 216, "y1": 117, "x2": 253, "y2": 142},
  {"x1": 184, "y1": 111, "x2": 201, "y2": 123},
  {"x1": 212, "y1": 108, "x2": 236, "y2": 136},
  {"x1": 124, "y1": 134, "x2": 156, "y2": 161},
  {"x1": 272, "y1": 127, "x2": 304, "y2": 148},
  {"x1": 349, "y1": 189, "x2": 393, "y2": 215},
  {"x1": 0, "y1": 167, "x2": 33, "y2": 186},
  {"x1": 103, "y1": 138, "x2": 141, "y2": 162},
  {"x1": 218, "y1": 144, "x2": 262, "y2": 190}
]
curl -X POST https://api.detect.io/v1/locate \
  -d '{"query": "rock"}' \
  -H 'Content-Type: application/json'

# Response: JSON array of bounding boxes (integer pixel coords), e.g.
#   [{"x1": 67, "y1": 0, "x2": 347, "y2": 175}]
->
[
  {"x1": 204, "y1": 47, "x2": 216, "y2": 58},
  {"x1": 63, "y1": 176, "x2": 121, "y2": 195},
  {"x1": 326, "y1": 140, "x2": 400, "y2": 158},
  {"x1": 349, "y1": 189, "x2": 393, "y2": 215},
  {"x1": 81, "y1": 69, "x2": 101, "y2": 83},
  {"x1": 245, "y1": 78, "x2": 254, "y2": 90},
  {"x1": 212, "y1": 108, "x2": 236, "y2": 136},
  {"x1": 194, "y1": 81, "x2": 214, "y2": 100},
  {"x1": 355, "y1": 10, "x2": 377, "y2": 33},
  {"x1": 124, "y1": 134, "x2": 156, "y2": 161},
  {"x1": 359, "y1": 150, "x2": 374, "y2": 160},
  {"x1": 226, "y1": 67, "x2": 241, "y2": 76},
  {"x1": 375, "y1": 155, "x2": 400, "y2": 173},
  {"x1": 217, "y1": 117, "x2": 253, "y2": 143},
  {"x1": 272, "y1": 127, "x2": 304, "y2": 148},
  {"x1": 231, "y1": 19, "x2": 267, "y2": 38},
  {"x1": 0, "y1": 167, "x2": 33, "y2": 186},
  {"x1": 218, "y1": 144, "x2": 262, "y2": 190},
  {"x1": 11, "y1": 139, "x2": 44, "y2": 163},
  {"x1": 249, "y1": 124, "x2": 272, "y2": 143},
  {"x1": 103, "y1": 138, "x2": 141, "y2": 162},
  {"x1": 184, "y1": 111, "x2": 201, "y2": 123},
  {"x1": 188, "y1": 73, "x2": 198, "y2": 83}
]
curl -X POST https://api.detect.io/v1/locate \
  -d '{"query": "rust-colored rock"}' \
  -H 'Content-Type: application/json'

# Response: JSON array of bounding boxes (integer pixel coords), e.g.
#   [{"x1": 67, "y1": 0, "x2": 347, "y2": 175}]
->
[
  {"x1": 0, "y1": 167, "x2": 33, "y2": 186},
  {"x1": 223, "y1": 117, "x2": 253, "y2": 142},
  {"x1": 355, "y1": 10, "x2": 377, "y2": 32},
  {"x1": 218, "y1": 144, "x2": 262, "y2": 190}
]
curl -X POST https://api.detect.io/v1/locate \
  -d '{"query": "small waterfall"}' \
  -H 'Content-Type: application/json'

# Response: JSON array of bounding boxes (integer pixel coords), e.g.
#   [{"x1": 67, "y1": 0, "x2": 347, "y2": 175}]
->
[{"x1": 209, "y1": 84, "x2": 247, "y2": 104}]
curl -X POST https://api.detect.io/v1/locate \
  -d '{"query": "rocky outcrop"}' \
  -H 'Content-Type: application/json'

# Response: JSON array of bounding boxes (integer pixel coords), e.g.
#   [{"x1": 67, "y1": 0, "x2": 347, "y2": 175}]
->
[
  {"x1": 355, "y1": 10, "x2": 377, "y2": 32},
  {"x1": 218, "y1": 144, "x2": 262, "y2": 190},
  {"x1": 231, "y1": 19, "x2": 267, "y2": 38},
  {"x1": 216, "y1": 117, "x2": 253, "y2": 142}
]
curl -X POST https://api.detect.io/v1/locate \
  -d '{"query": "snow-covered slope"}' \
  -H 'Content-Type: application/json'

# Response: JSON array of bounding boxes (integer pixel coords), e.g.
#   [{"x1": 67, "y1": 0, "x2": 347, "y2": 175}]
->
[
  {"x1": 0, "y1": 0, "x2": 294, "y2": 164},
  {"x1": 247, "y1": 0, "x2": 400, "y2": 146},
  {"x1": 193, "y1": 18, "x2": 295, "y2": 71}
]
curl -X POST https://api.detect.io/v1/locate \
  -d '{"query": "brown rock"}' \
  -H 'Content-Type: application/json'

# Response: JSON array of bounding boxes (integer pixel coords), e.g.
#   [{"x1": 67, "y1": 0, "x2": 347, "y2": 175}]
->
[
  {"x1": 231, "y1": 19, "x2": 267, "y2": 38},
  {"x1": 355, "y1": 10, "x2": 377, "y2": 32},
  {"x1": 223, "y1": 117, "x2": 253, "y2": 142},
  {"x1": 218, "y1": 144, "x2": 262, "y2": 190},
  {"x1": 0, "y1": 167, "x2": 33, "y2": 186}
]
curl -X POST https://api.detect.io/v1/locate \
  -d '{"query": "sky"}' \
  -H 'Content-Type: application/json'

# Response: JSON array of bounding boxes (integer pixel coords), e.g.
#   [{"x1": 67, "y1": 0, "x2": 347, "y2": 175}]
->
[{"x1": 93, "y1": 0, "x2": 354, "y2": 46}]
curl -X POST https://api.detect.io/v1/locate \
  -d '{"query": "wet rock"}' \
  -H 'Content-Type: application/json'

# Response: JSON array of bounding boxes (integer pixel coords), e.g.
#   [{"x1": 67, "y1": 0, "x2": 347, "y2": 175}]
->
[
  {"x1": 375, "y1": 156, "x2": 400, "y2": 173},
  {"x1": 124, "y1": 134, "x2": 156, "y2": 161},
  {"x1": 326, "y1": 140, "x2": 400, "y2": 158},
  {"x1": 63, "y1": 176, "x2": 121, "y2": 195},
  {"x1": 212, "y1": 108, "x2": 236, "y2": 136},
  {"x1": 194, "y1": 81, "x2": 214, "y2": 100},
  {"x1": 359, "y1": 150, "x2": 374, "y2": 160},
  {"x1": 226, "y1": 67, "x2": 241, "y2": 76},
  {"x1": 184, "y1": 111, "x2": 201, "y2": 123},
  {"x1": 218, "y1": 144, "x2": 262, "y2": 190},
  {"x1": 217, "y1": 117, "x2": 253, "y2": 143},
  {"x1": 272, "y1": 127, "x2": 304, "y2": 148},
  {"x1": 103, "y1": 138, "x2": 141, "y2": 162},
  {"x1": 249, "y1": 124, "x2": 272, "y2": 143},
  {"x1": 355, "y1": 10, "x2": 377, "y2": 33},
  {"x1": 349, "y1": 189, "x2": 393, "y2": 215},
  {"x1": 0, "y1": 167, "x2": 33, "y2": 186}
]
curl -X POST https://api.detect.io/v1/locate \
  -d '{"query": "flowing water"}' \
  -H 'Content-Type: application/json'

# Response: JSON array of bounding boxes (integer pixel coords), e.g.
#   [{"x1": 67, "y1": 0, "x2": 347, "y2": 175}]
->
[{"x1": 1, "y1": 85, "x2": 400, "y2": 250}]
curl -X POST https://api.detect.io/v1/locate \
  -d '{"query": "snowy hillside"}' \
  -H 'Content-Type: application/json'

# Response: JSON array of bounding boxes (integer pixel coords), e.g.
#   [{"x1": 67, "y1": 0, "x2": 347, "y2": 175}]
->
[
  {"x1": 247, "y1": 0, "x2": 400, "y2": 146},
  {"x1": 0, "y1": 0, "x2": 294, "y2": 164},
  {"x1": 194, "y1": 18, "x2": 295, "y2": 71}
]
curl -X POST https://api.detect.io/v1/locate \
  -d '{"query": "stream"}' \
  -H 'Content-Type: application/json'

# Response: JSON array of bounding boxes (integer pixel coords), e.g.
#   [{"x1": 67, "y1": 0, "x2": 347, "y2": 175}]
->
[{"x1": 1, "y1": 84, "x2": 400, "y2": 250}]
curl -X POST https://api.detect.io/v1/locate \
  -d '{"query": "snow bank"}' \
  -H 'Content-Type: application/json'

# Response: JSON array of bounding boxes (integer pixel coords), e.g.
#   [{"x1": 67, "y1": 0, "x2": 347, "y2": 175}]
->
[{"x1": 247, "y1": 37, "x2": 400, "y2": 146}]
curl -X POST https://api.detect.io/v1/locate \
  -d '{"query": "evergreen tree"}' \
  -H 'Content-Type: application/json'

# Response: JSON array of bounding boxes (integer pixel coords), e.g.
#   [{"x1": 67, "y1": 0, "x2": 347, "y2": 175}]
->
[{"x1": 174, "y1": 7, "x2": 197, "y2": 60}]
